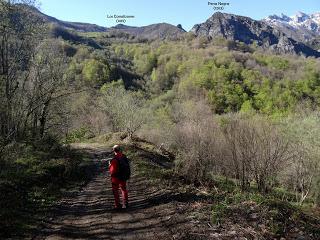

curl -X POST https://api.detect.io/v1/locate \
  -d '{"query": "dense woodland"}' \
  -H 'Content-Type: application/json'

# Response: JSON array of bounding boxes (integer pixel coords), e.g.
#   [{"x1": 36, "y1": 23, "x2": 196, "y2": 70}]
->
[{"x1": 1, "y1": 0, "x2": 320, "y2": 238}]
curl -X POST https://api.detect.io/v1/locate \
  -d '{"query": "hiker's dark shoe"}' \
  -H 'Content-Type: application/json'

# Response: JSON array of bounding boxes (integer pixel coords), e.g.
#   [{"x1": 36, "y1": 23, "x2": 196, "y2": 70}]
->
[
  {"x1": 112, "y1": 206, "x2": 122, "y2": 211},
  {"x1": 124, "y1": 203, "x2": 129, "y2": 209}
]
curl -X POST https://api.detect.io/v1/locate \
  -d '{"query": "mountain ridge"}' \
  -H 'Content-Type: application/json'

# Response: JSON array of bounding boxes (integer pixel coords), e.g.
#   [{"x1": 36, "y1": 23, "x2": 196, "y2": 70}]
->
[
  {"x1": 263, "y1": 12, "x2": 320, "y2": 47},
  {"x1": 23, "y1": 5, "x2": 320, "y2": 56},
  {"x1": 27, "y1": 6, "x2": 186, "y2": 40},
  {"x1": 107, "y1": 22, "x2": 186, "y2": 40},
  {"x1": 26, "y1": 5, "x2": 107, "y2": 32},
  {"x1": 191, "y1": 12, "x2": 320, "y2": 57}
]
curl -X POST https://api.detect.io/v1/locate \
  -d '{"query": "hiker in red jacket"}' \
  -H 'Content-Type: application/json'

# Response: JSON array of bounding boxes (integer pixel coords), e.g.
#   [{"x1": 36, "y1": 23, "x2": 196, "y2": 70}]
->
[{"x1": 109, "y1": 145, "x2": 129, "y2": 209}]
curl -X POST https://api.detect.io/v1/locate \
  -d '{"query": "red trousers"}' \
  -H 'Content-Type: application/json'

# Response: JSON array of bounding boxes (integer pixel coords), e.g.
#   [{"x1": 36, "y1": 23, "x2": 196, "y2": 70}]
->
[{"x1": 111, "y1": 178, "x2": 128, "y2": 207}]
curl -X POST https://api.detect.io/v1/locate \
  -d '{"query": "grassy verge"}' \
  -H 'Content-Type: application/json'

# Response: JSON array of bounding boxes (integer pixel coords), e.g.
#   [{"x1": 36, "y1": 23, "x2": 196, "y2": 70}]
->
[{"x1": 0, "y1": 137, "x2": 95, "y2": 239}]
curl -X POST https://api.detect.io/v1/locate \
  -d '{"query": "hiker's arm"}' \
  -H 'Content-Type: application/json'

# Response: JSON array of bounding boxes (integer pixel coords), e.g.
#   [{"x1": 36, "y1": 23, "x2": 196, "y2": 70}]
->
[{"x1": 109, "y1": 159, "x2": 118, "y2": 177}]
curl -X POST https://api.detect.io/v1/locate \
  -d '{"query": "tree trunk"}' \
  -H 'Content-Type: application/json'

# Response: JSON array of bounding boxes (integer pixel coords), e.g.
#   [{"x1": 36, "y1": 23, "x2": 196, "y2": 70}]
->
[{"x1": 39, "y1": 100, "x2": 50, "y2": 137}]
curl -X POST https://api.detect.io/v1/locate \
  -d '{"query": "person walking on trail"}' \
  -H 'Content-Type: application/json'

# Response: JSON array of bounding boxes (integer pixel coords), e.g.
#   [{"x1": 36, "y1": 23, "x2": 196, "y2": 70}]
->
[{"x1": 109, "y1": 144, "x2": 130, "y2": 210}]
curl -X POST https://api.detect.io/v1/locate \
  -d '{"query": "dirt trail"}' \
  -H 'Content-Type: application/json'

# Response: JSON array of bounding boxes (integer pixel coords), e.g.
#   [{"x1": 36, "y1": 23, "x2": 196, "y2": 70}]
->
[
  {"x1": 31, "y1": 144, "x2": 320, "y2": 240},
  {"x1": 33, "y1": 145, "x2": 189, "y2": 240}
]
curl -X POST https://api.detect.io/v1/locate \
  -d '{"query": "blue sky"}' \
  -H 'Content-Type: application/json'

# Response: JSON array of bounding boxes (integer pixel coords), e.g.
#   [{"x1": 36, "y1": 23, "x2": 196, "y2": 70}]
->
[{"x1": 39, "y1": 0, "x2": 320, "y2": 31}]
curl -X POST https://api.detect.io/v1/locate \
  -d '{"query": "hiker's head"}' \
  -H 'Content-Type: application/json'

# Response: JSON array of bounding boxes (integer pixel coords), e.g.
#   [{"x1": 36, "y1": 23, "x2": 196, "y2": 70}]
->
[{"x1": 112, "y1": 145, "x2": 121, "y2": 153}]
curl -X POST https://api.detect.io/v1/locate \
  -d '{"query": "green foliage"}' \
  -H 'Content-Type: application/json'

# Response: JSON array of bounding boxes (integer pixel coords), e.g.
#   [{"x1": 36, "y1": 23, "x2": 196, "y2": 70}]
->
[
  {"x1": 100, "y1": 79, "x2": 125, "y2": 91},
  {"x1": 82, "y1": 59, "x2": 110, "y2": 86},
  {"x1": 64, "y1": 46, "x2": 116, "y2": 89},
  {"x1": 254, "y1": 54, "x2": 290, "y2": 70},
  {"x1": 186, "y1": 60, "x2": 248, "y2": 113},
  {"x1": 212, "y1": 201, "x2": 228, "y2": 225},
  {"x1": 112, "y1": 40, "x2": 320, "y2": 116},
  {"x1": 240, "y1": 100, "x2": 255, "y2": 113},
  {"x1": 134, "y1": 51, "x2": 158, "y2": 75},
  {"x1": 65, "y1": 127, "x2": 93, "y2": 143},
  {"x1": 211, "y1": 191, "x2": 265, "y2": 225}
]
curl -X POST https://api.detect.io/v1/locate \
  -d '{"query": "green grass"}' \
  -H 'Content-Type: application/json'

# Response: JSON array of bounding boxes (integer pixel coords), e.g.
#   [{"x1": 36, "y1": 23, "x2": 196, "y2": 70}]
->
[
  {"x1": 0, "y1": 141, "x2": 95, "y2": 239},
  {"x1": 134, "y1": 159, "x2": 173, "y2": 182},
  {"x1": 77, "y1": 31, "x2": 106, "y2": 38},
  {"x1": 122, "y1": 141, "x2": 174, "y2": 184},
  {"x1": 212, "y1": 201, "x2": 229, "y2": 225}
]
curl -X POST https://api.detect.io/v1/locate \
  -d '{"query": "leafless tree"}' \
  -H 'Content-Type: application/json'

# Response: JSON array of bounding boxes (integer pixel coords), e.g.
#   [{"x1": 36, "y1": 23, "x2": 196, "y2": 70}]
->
[
  {"x1": 173, "y1": 100, "x2": 223, "y2": 184},
  {"x1": 25, "y1": 39, "x2": 68, "y2": 137},
  {"x1": 0, "y1": 0, "x2": 44, "y2": 141},
  {"x1": 222, "y1": 115, "x2": 293, "y2": 192},
  {"x1": 103, "y1": 86, "x2": 147, "y2": 139}
]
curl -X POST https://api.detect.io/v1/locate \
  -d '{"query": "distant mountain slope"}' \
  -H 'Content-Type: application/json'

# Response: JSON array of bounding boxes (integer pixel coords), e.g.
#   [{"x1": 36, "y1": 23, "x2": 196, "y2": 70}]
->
[
  {"x1": 26, "y1": 5, "x2": 107, "y2": 32},
  {"x1": 263, "y1": 12, "x2": 320, "y2": 49},
  {"x1": 49, "y1": 25, "x2": 102, "y2": 49},
  {"x1": 108, "y1": 23, "x2": 186, "y2": 40},
  {"x1": 191, "y1": 12, "x2": 320, "y2": 57},
  {"x1": 27, "y1": 5, "x2": 185, "y2": 40}
]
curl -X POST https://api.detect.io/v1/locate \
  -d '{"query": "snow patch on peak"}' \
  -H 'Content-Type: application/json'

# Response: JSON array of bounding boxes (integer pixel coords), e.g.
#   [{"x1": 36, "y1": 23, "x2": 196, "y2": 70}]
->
[
  {"x1": 291, "y1": 12, "x2": 310, "y2": 24},
  {"x1": 264, "y1": 12, "x2": 320, "y2": 36},
  {"x1": 263, "y1": 11, "x2": 320, "y2": 45}
]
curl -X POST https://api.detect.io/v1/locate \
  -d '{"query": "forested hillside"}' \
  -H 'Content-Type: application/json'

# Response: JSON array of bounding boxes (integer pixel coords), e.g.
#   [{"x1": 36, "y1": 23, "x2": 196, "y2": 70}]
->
[{"x1": 1, "y1": 1, "x2": 319, "y2": 239}]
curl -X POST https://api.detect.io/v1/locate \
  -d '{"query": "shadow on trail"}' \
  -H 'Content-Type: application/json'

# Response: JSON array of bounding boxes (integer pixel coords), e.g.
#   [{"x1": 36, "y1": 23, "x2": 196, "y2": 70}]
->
[
  {"x1": 33, "y1": 145, "x2": 207, "y2": 239},
  {"x1": 35, "y1": 172, "x2": 192, "y2": 239}
]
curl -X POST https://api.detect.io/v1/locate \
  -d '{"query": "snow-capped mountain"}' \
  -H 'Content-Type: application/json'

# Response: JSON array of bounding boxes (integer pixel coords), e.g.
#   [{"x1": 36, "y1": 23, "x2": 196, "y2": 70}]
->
[
  {"x1": 191, "y1": 12, "x2": 320, "y2": 57},
  {"x1": 264, "y1": 12, "x2": 320, "y2": 45}
]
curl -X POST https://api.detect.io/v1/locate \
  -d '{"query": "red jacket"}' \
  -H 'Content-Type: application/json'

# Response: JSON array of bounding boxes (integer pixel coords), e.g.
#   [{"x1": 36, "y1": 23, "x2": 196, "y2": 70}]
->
[{"x1": 109, "y1": 152, "x2": 123, "y2": 181}]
